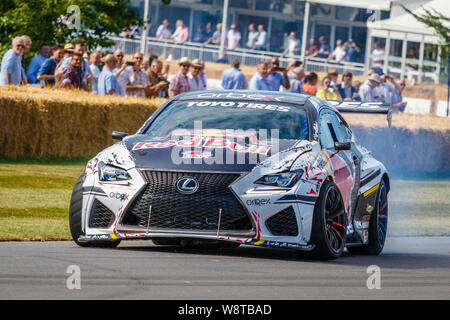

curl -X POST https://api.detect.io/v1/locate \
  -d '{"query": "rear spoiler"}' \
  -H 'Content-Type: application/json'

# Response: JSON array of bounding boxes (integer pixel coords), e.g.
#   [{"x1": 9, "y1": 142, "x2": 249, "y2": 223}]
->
[{"x1": 327, "y1": 101, "x2": 392, "y2": 128}]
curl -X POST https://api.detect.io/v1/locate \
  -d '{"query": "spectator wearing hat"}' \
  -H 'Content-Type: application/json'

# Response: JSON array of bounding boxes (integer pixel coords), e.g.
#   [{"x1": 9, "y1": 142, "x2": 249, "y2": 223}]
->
[
  {"x1": 27, "y1": 42, "x2": 51, "y2": 84},
  {"x1": 170, "y1": 57, "x2": 191, "y2": 97},
  {"x1": 248, "y1": 61, "x2": 271, "y2": 91},
  {"x1": 188, "y1": 59, "x2": 206, "y2": 92},
  {"x1": 98, "y1": 54, "x2": 121, "y2": 96},
  {"x1": 37, "y1": 44, "x2": 64, "y2": 86},
  {"x1": 338, "y1": 71, "x2": 360, "y2": 101},
  {"x1": 0, "y1": 37, "x2": 25, "y2": 86},
  {"x1": 316, "y1": 76, "x2": 341, "y2": 100},
  {"x1": 221, "y1": 59, "x2": 247, "y2": 90},
  {"x1": 54, "y1": 43, "x2": 74, "y2": 87},
  {"x1": 359, "y1": 73, "x2": 381, "y2": 102},
  {"x1": 289, "y1": 67, "x2": 305, "y2": 94}
]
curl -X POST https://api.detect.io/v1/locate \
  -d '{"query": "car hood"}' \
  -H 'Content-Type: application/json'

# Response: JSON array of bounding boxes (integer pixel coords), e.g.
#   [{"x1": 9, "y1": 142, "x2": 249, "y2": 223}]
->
[{"x1": 121, "y1": 133, "x2": 300, "y2": 172}]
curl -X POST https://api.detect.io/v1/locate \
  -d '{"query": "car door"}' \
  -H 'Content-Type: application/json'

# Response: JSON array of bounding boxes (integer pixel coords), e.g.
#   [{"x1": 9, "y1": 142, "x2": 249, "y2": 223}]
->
[{"x1": 318, "y1": 107, "x2": 358, "y2": 221}]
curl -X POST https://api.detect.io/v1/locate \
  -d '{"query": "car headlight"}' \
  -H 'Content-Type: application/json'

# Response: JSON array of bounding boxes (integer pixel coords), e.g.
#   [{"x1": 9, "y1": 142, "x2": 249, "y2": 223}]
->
[
  {"x1": 98, "y1": 162, "x2": 131, "y2": 183},
  {"x1": 255, "y1": 170, "x2": 304, "y2": 188}
]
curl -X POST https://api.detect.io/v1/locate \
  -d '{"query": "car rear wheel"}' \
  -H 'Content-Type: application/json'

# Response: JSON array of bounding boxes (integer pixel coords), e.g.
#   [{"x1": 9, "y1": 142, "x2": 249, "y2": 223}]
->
[
  {"x1": 309, "y1": 180, "x2": 346, "y2": 260},
  {"x1": 69, "y1": 173, "x2": 121, "y2": 248}
]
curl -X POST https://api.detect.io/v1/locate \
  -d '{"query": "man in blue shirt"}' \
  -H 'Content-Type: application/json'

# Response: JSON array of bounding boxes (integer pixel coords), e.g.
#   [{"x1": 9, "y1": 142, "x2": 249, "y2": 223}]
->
[
  {"x1": 98, "y1": 54, "x2": 121, "y2": 95},
  {"x1": 267, "y1": 57, "x2": 290, "y2": 91},
  {"x1": 248, "y1": 62, "x2": 272, "y2": 91},
  {"x1": 221, "y1": 60, "x2": 247, "y2": 90},
  {"x1": 27, "y1": 42, "x2": 51, "y2": 84},
  {"x1": 37, "y1": 45, "x2": 64, "y2": 86},
  {"x1": 0, "y1": 37, "x2": 25, "y2": 86}
]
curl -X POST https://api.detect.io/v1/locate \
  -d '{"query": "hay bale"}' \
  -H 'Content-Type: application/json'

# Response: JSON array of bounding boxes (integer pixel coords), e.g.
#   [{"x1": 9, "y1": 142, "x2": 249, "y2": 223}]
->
[{"x1": 0, "y1": 86, "x2": 165, "y2": 158}]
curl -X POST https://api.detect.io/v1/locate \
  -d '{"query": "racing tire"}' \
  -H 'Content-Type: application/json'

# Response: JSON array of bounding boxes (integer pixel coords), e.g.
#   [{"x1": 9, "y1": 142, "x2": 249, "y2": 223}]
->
[
  {"x1": 348, "y1": 180, "x2": 388, "y2": 255},
  {"x1": 69, "y1": 173, "x2": 121, "y2": 248},
  {"x1": 309, "y1": 180, "x2": 346, "y2": 260}
]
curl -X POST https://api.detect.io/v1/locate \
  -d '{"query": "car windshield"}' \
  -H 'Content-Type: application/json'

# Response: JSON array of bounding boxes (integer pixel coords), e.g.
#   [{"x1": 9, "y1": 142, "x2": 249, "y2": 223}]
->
[{"x1": 145, "y1": 100, "x2": 309, "y2": 140}]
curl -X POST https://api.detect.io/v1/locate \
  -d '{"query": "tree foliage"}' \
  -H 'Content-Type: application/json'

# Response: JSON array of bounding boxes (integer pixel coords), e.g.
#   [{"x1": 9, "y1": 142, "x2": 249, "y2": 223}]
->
[
  {"x1": 0, "y1": 0, "x2": 144, "y2": 63},
  {"x1": 401, "y1": 4, "x2": 450, "y2": 58}
]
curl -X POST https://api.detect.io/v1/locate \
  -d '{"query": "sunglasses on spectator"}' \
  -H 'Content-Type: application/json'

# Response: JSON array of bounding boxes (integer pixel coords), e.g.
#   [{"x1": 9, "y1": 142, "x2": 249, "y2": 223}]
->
[
  {"x1": 193, "y1": 67, "x2": 201, "y2": 70},
  {"x1": 181, "y1": 64, "x2": 190, "y2": 68},
  {"x1": 115, "y1": 54, "x2": 124, "y2": 57},
  {"x1": 134, "y1": 56, "x2": 143, "y2": 60},
  {"x1": 16, "y1": 44, "x2": 25, "y2": 48}
]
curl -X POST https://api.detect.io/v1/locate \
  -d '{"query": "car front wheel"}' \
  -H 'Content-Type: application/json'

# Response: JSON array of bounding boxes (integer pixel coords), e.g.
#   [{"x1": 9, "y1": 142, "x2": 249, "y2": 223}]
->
[{"x1": 309, "y1": 180, "x2": 346, "y2": 260}]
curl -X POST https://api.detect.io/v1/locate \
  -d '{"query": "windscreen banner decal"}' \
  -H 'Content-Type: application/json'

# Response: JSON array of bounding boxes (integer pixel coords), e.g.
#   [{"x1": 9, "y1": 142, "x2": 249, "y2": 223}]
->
[{"x1": 185, "y1": 101, "x2": 290, "y2": 112}]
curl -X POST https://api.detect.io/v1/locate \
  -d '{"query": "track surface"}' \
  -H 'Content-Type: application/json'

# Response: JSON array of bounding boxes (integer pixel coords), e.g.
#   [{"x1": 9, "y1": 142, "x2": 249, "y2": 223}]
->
[{"x1": 0, "y1": 236, "x2": 449, "y2": 300}]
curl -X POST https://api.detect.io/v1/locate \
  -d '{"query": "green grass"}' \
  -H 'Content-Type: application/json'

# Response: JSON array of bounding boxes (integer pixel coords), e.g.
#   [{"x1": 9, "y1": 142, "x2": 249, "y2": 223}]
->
[
  {"x1": 0, "y1": 160, "x2": 448, "y2": 240},
  {"x1": 0, "y1": 162, "x2": 85, "y2": 240}
]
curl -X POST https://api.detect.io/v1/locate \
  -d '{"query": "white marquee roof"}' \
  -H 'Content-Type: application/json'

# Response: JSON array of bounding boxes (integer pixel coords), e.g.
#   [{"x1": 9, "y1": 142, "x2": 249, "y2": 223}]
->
[{"x1": 367, "y1": 0, "x2": 450, "y2": 43}]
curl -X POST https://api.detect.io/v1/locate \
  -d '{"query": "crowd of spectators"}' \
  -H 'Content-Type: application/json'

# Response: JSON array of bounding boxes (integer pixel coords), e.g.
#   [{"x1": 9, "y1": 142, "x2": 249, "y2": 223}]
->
[
  {"x1": 0, "y1": 34, "x2": 406, "y2": 113},
  {"x1": 152, "y1": 20, "x2": 362, "y2": 63},
  {"x1": 219, "y1": 57, "x2": 406, "y2": 113},
  {"x1": 0, "y1": 36, "x2": 179, "y2": 98}
]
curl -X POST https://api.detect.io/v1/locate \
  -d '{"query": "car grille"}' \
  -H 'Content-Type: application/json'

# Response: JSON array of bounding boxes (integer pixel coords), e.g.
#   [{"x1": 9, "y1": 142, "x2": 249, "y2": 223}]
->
[
  {"x1": 265, "y1": 206, "x2": 299, "y2": 236},
  {"x1": 121, "y1": 170, "x2": 253, "y2": 233},
  {"x1": 89, "y1": 199, "x2": 115, "y2": 228}
]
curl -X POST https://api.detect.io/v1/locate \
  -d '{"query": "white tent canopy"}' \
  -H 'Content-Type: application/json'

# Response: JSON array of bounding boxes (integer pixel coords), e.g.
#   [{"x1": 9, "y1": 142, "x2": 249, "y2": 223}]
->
[
  {"x1": 368, "y1": 0, "x2": 450, "y2": 43},
  {"x1": 305, "y1": 0, "x2": 394, "y2": 11}
]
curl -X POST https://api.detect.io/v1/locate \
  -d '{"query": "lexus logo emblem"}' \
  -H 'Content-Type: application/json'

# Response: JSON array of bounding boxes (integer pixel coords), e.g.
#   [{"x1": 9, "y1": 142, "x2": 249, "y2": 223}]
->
[{"x1": 175, "y1": 177, "x2": 199, "y2": 194}]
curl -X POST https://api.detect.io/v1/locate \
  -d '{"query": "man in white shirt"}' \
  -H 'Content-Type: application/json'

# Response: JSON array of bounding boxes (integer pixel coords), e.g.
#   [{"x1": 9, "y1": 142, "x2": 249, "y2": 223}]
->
[
  {"x1": 188, "y1": 59, "x2": 207, "y2": 92},
  {"x1": 226, "y1": 24, "x2": 241, "y2": 51},
  {"x1": 283, "y1": 32, "x2": 300, "y2": 57},
  {"x1": 254, "y1": 25, "x2": 267, "y2": 51},
  {"x1": 89, "y1": 51, "x2": 101, "y2": 93},
  {"x1": 112, "y1": 49, "x2": 132, "y2": 96},
  {"x1": 328, "y1": 40, "x2": 347, "y2": 63},
  {"x1": 156, "y1": 19, "x2": 171, "y2": 40},
  {"x1": 127, "y1": 51, "x2": 150, "y2": 98},
  {"x1": 246, "y1": 24, "x2": 258, "y2": 49}
]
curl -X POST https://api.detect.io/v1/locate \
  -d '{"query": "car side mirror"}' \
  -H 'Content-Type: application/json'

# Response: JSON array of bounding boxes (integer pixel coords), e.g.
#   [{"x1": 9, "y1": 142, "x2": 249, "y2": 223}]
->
[
  {"x1": 334, "y1": 141, "x2": 351, "y2": 151},
  {"x1": 112, "y1": 131, "x2": 129, "y2": 140}
]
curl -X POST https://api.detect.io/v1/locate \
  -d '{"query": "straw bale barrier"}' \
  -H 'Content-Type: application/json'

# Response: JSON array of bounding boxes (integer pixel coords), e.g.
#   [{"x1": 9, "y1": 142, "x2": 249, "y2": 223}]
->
[
  {"x1": 0, "y1": 86, "x2": 449, "y2": 172},
  {"x1": 0, "y1": 86, "x2": 165, "y2": 158}
]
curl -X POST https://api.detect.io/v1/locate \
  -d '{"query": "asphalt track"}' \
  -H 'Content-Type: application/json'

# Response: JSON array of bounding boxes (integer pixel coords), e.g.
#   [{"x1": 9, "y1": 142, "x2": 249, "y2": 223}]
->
[{"x1": 0, "y1": 236, "x2": 449, "y2": 300}]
